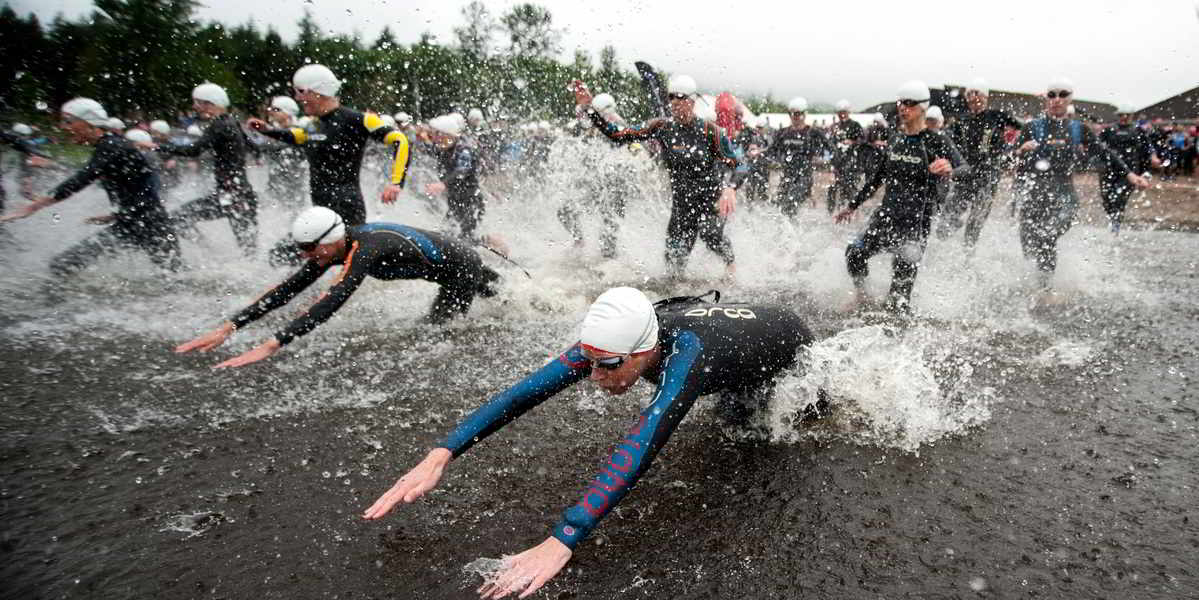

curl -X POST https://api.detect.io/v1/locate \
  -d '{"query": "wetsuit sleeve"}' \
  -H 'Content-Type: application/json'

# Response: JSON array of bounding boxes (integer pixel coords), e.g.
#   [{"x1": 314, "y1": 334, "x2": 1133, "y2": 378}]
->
[
  {"x1": 361, "y1": 112, "x2": 412, "y2": 187},
  {"x1": 273, "y1": 240, "x2": 370, "y2": 345},
  {"x1": 229, "y1": 259, "x2": 331, "y2": 329},
  {"x1": 1, "y1": 131, "x2": 48, "y2": 158},
  {"x1": 552, "y1": 331, "x2": 706, "y2": 550},
  {"x1": 439, "y1": 344, "x2": 592, "y2": 456},
  {"x1": 157, "y1": 127, "x2": 215, "y2": 158},
  {"x1": 587, "y1": 109, "x2": 664, "y2": 144},
  {"x1": 940, "y1": 133, "x2": 972, "y2": 177},
  {"x1": 849, "y1": 149, "x2": 886, "y2": 211},
  {"x1": 261, "y1": 127, "x2": 306, "y2": 146},
  {"x1": 50, "y1": 143, "x2": 114, "y2": 201}
]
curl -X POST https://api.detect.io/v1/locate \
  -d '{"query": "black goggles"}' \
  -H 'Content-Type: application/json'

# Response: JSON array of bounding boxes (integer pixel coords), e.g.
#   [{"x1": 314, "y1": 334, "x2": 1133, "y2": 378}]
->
[
  {"x1": 897, "y1": 99, "x2": 926, "y2": 108},
  {"x1": 295, "y1": 221, "x2": 339, "y2": 252},
  {"x1": 1047, "y1": 90, "x2": 1071, "y2": 99},
  {"x1": 668, "y1": 93, "x2": 691, "y2": 101}
]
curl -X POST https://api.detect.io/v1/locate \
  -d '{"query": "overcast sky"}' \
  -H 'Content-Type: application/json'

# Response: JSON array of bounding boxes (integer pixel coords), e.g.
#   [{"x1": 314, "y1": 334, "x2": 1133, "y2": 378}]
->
[{"x1": 14, "y1": 0, "x2": 1199, "y2": 109}]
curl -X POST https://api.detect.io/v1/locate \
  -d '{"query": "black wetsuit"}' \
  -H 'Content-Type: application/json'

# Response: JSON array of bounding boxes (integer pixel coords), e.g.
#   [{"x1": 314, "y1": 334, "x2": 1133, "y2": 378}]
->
[
  {"x1": 158, "y1": 113, "x2": 259, "y2": 253},
  {"x1": 257, "y1": 132, "x2": 308, "y2": 207},
  {"x1": 828, "y1": 117, "x2": 865, "y2": 213},
  {"x1": 47, "y1": 133, "x2": 181, "y2": 277},
  {"x1": 557, "y1": 123, "x2": 632, "y2": 259},
  {"x1": 736, "y1": 128, "x2": 770, "y2": 207},
  {"x1": 260, "y1": 106, "x2": 411, "y2": 226},
  {"x1": 438, "y1": 301, "x2": 814, "y2": 550},
  {"x1": 434, "y1": 139, "x2": 485, "y2": 242},
  {"x1": 1098, "y1": 123, "x2": 1155, "y2": 231},
  {"x1": 846, "y1": 128, "x2": 957, "y2": 309},
  {"x1": 588, "y1": 108, "x2": 747, "y2": 270},
  {"x1": 767, "y1": 125, "x2": 830, "y2": 217},
  {"x1": 940, "y1": 108, "x2": 1022, "y2": 246},
  {"x1": 1013, "y1": 118, "x2": 1130, "y2": 277},
  {"x1": 230, "y1": 222, "x2": 500, "y2": 342}
]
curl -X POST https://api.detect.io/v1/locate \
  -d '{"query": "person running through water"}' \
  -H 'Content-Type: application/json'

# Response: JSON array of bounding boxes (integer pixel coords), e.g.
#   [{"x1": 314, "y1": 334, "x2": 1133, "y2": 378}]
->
[
  {"x1": 175, "y1": 206, "x2": 501, "y2": 368},
  {"x1": 834, "y1": 81, "x2": 960, "y2": 314},
  {"x1": 557, "y1": 92, "x2": 632, "y2": 258},
  {"x1": 1098, "y1": 103, "x2": 1160, "y2": 233},
  {"x1": 157, "y1": 83, "x2": 260, "y2": 254},
  {"x1": 0, "y1": 98, "x2": 181, "y2": 279},
  {"x1": 1011, "y1": 78, "x2": 1148, "y2": 295},
  {"x1": 1, "y1": 125, "x2": 52, "y2": 214},
  {"x1": 258, "y1": 95, "x2": 309, "y2": 210},
  {"x1": 827, "y1": 99, "x2": 865, "y2": 214},
  {"x1": 570, "y1": 75, "x2": 746, "y2": 280},
  {"x1": 245, "y1": 64, "x2": 411, "y2": 260},
  {"x1": 939, "y1": 78, "x2": 1023, "y2": 248},
  {"x1": 363, "y1": 287, "x2": 819, "y2": 599},
  {"x1": 424, "y1": 113, "x2": 487, "y2": 242},
  {"x1": 767, "y1": 97, "x2": 831, "y2": 219}
]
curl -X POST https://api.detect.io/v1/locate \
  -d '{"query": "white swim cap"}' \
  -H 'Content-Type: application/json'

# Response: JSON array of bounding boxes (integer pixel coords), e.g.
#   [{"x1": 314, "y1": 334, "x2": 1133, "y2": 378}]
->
[
  {"x1": 291, "y1": 206, "x2": 345, "y2": 246},
  {"x1": 124, "y1": 129, "x2": 152, "y2": 144},
  {"x1": 105, "y1": 117, "x2": 126, "y2": 131},
  {"x1": 592, "y1": 93, "x2": 616, "y2": 112},
  {"x1": 966, "y1": 77, "x2": 989, "y2": 96},
  {"x1": 467, "y1": 108, "x2": 484, "y2": 124},
  {"x1": 897, "y1": 80, "x2": 931, "y2": 105},
  {"x1": 429, "y1": 114, "x2": 463, "y2": 136},
  {"x1": 270, "y1": 96, "x2": 300, "y2": 117},
  {"x1": 149, "y1": 120, "x2": 171, "y2": 135},
  {"x1": 61, "y1": 97, "x2": 109, "y2": 127},
  {"x1": 12, "y1": 123, "x2": 33, "y2": 136},
  {"x1": 1116, "y1": 102, "x2": 1138, "y2": 115},
  {"x1": 395, "y1": 112, "x2": 412, "y2": 125},
  {"x1": 835, "y1": 99, "x2": 851, "y2": 112},
  {"x1": 788, "y1": 97, "x2": 809, "y2": 112},
  {"x1": 925, "y1": 105, "x2": 944, "y2": 123},
  {"x1": 192, "y1": 82, "x2": 230, "y2": 108},
  {"x1": 1047, "y1": 77, "x2": 1074, "y2": 94},
  {"x1": 1067, "y1": 105, "x2": 1076, "y2": 115},
  {"x1": 186, "y1": 124, "x2": 203, "y2": 136},
  {"x1": 580, "y1": 287, "x2": 659, "y2": 355},
  {"x1": 667, "y1": 75, "x2": 697, "y2": 96},
  {"x1": 381, "y1": 114, "x2": 397, "y2": 128},
  {"x1": 293, "y1": 64, "x2": 342, "y2": 97}
]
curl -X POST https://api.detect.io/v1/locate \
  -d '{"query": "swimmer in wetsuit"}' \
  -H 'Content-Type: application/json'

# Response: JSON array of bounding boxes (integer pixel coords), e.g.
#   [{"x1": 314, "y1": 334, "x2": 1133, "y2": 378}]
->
[
  {"x1": 247, "y1": 64, "x2": 411, "y2": 227},
  {"x1": 1, "y1": 98, "x2": 181, "y2": 278},
  {"x1": 175, "y1": 206, "x2": 500, "y2": 369},
  {"x1": 364, "y1": 287, "x2": 817, "y2": 599}
]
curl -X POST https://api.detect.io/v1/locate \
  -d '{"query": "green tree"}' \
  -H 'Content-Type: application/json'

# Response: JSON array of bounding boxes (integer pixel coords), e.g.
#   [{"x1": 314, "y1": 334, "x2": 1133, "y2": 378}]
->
[{"x1": 499, "y1": 3, "x2": 561, "y2": 61}]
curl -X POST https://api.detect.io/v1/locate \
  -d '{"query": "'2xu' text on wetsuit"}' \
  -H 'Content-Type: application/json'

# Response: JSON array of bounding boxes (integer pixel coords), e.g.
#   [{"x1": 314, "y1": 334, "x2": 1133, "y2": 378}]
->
[
  {"x1": 438, "y1": 302, "x2": 814, "y2": 550},
  {"x1": 260, "y1": 108, "x2": 411, "y2": 225},
  {"x1": 230, "y1": 223, "x2": 500, "y2": 343},
  {"x1": 586, "y1": 108, "x2": 748, "y2": 269}
]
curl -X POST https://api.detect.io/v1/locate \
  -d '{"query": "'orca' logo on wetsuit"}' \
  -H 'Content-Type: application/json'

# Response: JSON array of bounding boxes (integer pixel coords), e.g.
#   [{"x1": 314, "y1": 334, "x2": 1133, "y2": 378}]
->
[{"x1": 684, "y1": 307, "x2": 757, "y2": 319}]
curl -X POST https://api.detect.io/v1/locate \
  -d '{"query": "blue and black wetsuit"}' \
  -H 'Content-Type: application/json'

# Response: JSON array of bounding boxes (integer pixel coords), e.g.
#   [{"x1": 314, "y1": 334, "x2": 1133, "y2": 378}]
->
[
  {"x1": 434, "y1": 139, "x2": 484, "y2": 242},
  {"x1": 158, "y1": 113, "x2": 259, "y2": 254},
  {"x1": 846, "y1": 128, "x2": 959, "y2": 309},
  {"x1": 1013, "y1": 118, "x2": 1130, "y2": 276},
  {"x1": 47, "y1": 133, "x2": 181, "y2": 277},
  {"x1": 230, "y1": 223, "x2": 500, "y2": 342},
  {"x1": 438, "y1": 302, "x2": 814, "y2": 550},
  {"x1": 586, "y1": 108, "x2": 747, "y2": 270},
  {"x1": 1, "y1": 130, "x2": 47, "y2": 213}
]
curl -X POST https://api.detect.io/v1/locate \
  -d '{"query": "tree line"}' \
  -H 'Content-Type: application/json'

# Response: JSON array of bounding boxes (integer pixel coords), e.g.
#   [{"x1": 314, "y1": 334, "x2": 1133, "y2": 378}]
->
[{"x1": 0, "y1": 0, "x2": 793, "y2": 127}]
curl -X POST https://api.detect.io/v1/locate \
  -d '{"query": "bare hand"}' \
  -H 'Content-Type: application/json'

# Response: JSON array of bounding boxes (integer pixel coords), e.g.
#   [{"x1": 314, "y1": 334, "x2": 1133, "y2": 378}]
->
[
  {"x1": 1150, "y1": 154, "x2": 1163, "y2": 169},
  {"x1": 1018, "y1": 140, "x2": 1039, "y2": 154},
  {"x1": 27, "y1": 156, "x2": 53, "y2": 168},
  {"x1": 477, "y1": 537, "x2": 573, "y2": 599},
  {"x1": 213, "y1": 338, "x2": 281, "y2": 369},
  {"x1": 363, "y1": 448, "x2": 452, "y2": 520},
  {"x1": 175, "y1": 322, "x2": 235, "y2": 354},
  {"x1": 381, "y1": 184, "x2": 402, "y2": 204},
  {"x1": 1127, "y1": 173, "x2": 1150, "y2": 189},
  {"x1": 718, "y1": 187, "x2": 736, "y2": 218},
  {"x1": 424, "y1": 182, "x2": 446, "y2": 196},
  {"x1": 84, "y1": 214, "x2": 116, "y2": 225},
  {"x1": 928, "y1": 158, "x2": 952, "y2": 176},
  {"x1": 245, "y1": 117, "x2": 267, "y2": 132},
  {"x1": 833, "y1": 208, "x2": 856, "y2": 224},
  {"x1": 569, "y1": 80, "x2": 592, "y2": 107},
  {"x1": 0, "y1": 205, "x2": 36, "y2": 223}
]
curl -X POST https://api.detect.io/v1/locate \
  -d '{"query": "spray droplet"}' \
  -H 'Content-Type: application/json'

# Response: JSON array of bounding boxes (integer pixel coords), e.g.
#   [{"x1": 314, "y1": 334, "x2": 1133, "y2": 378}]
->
[{"x1": 1034, "y1": 159, "x2": 1050, "y2": 171}]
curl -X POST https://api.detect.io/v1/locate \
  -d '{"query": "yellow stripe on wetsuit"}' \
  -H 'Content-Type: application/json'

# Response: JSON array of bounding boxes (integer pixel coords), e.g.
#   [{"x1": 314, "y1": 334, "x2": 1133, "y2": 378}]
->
[
  {"x1": 289, "y1": 127, "x2": 308, "y2": 144},
  {"x1": 362, "y1": 112, "x2": 411, "y2": 186}
]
